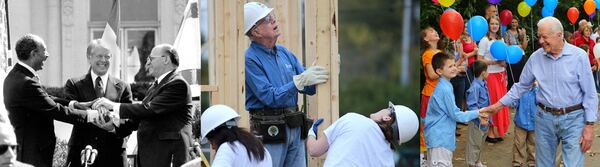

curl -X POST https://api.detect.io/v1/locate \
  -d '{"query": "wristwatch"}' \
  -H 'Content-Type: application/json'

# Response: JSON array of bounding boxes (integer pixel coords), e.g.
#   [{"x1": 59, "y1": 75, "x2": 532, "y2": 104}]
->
[{"x1": 585, "y1": 121, "x2": 595, "y2": 125}]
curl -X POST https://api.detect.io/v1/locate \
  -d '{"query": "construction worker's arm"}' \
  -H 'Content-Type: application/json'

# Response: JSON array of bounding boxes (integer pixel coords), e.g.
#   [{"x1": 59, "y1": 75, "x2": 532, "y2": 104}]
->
[
  {"x1": 306, "y1": 118, "x2": 329, "y2": 156},
  {"x1": 307, "y1": 134, "x2": 329, "y2": 157}
]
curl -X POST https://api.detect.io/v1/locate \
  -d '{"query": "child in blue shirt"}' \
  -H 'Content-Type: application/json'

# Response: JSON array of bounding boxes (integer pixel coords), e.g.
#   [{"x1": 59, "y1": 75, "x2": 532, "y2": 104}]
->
[
  {"x1": 465, "y1": 60, "x2": 492, "y2": 167},
  {"x1": 425, "y1": 52, "x2": 488, "y2": 166},
  {"x1": 510, "y1": 82, "x2": 538, "y2": 167}
]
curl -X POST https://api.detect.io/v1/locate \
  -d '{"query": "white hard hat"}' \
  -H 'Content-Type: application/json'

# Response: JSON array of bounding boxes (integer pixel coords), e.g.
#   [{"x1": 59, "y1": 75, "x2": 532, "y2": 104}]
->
[
  {"x1": 200, "y1": 104, "x2": 240, "y2": 142},
  {"x1": 389, "y1": 103, "x2": 419, "y2": 145},
  {"x1": 244, "y1": 2, "x2": 273, "y2": 34}
]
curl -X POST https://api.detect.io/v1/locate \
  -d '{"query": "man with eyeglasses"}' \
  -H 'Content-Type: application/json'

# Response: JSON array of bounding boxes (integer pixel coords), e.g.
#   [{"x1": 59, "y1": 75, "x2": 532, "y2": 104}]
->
[
  {"x1": 92, "y1": 44, "x2": 193, "y2": 167},
  {"x1": 483, "y1": 17, "x2": 598, "y2": 167},
  {"x1": 4, "y1": 34, "x2": 102, "y2": 167},
  {"x1": 0, "y1": 122, "x2": 33, "y2": 167},
  {"x1": 62, "y1": 39, "x2": 137, "y2": 167},
  {"x1": 243, "y1": 2, "x2": 329, "y2": 167},
  {"x1": 305, "y1": 102, "x2": 418, "y2": 167}
]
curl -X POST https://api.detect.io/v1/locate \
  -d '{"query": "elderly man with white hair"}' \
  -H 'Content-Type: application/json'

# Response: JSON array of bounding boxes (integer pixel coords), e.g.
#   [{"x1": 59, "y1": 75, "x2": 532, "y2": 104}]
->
[{"x1": 484, "y1": 17, "x2": 598, "y2": 167}]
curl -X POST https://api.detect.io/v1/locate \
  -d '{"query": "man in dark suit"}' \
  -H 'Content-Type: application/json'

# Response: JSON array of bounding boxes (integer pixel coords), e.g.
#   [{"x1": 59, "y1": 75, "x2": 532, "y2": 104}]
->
[
  {"x1": 94, "y1": 44, "x2": 193, "y2": 167},
  {"x1": 3, "y1": 34, "x2": 100, "y2": 167},
  {"x1": 63, "y1": 39, "x2": 138, "y2": 167}
]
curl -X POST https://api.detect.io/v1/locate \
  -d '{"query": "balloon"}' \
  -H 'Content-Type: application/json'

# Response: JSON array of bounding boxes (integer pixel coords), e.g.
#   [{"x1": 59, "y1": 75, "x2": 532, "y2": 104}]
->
[
  {"x1": 490, "y1": 41, "x2": 508, "y2": 60},
  {"x1": 467, "y1": 16, "x2": 489, "y2": 42},
  {"x1": 444, "y1": 8, "x2": 456, "y2": 12},
  {"x1": 488, "y1": 0, "x2": 501, "y2": 5},
  {"x1": 543, "y1": 0, "x2": 558, "y2": 10},
  {"x1": 525, "y1": 0, "x2": 537, "y2": 6},
  {"x1": 440, "y1": 10, "x2": 464, "y2": 40},
  {"x1": 594, "y1": 44, "x2": 600, "y2": 59},
  {"x1": 506, "y1": 45, "x2": 524, "y2": 64},
  {"x1": 439, "y1": 0, "x2": 455, "y2": 7},
  {"x1": 585, "y1": 0, "x2": 596, "y2": 16},
  {"x1": 541, "y1": 6, "x2": 554, "y2": 17},
  {"x1": 597, "y1": 0, "x2": 600, "y2": 9},
  {"x1": 432, "y1": 0, "x2": 440, "y2": 5},
  {"x1": 499, "y1": 10, "x2": 513, "y2": 26},
  {"x1": 567, "y1": 7, "x2": 580, "y2": 25},
  {"x1": 501, "y1": 24, "x2": 507, "y2": 35},
  {"x1": 517, "y1": 2, "x2": 532, "y2": 17},
  {"x1": 591, "y1": 12, "x2": 596, "y2": 19}
]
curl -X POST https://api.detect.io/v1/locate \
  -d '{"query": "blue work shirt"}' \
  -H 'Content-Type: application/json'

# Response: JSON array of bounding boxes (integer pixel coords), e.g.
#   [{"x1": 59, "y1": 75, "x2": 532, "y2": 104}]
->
[
  {"x1": 466, "y1": 78, "x2": 491, "y2": 131},
  {"x1": 245, "y1": 41, "x2": 316, "y2": 110},
  {"x1": 499, "y1": 43, "x2": 598, "y2": 122},
  {"x1": 511, "y1": 86, "x2": 538, "y2": 131},
  {"x1": 425, "y1": 77, "x2": 480, "y2": 151}
]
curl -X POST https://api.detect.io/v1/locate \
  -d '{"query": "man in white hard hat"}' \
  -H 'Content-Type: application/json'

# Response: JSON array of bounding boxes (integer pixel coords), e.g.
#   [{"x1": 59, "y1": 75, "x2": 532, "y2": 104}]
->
[
  {"x1": 305, "y1": 102, "x2": 419, "y2": 167},
  {"x1": 244, "y1": 2, "x2": 329, "y2": 167}
]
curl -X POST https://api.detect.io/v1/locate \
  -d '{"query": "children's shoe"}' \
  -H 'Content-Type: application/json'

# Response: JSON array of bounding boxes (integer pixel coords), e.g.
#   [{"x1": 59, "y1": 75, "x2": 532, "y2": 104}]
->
[
  {"x1": 475, "y1": 162, "x2": 486, "y2": 167},
  {"x1": 496, "y1": 137, "x2": 504, "y2": 142},
  {"x1": 485, "y1": 137, "x2": 498, "y2": 143}
]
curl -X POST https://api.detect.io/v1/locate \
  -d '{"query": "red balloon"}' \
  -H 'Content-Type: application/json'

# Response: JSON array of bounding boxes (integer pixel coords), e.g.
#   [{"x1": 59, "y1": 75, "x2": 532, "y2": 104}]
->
[
  {"x1": 440, "y1": 10, "x2": 464, "y2": 40},
  {"x1": 567, "y1": 7, "x2": 580, "y2": 25},
  {"x1": 499, "y1": 10, "x2": 513, "y2": 26}
]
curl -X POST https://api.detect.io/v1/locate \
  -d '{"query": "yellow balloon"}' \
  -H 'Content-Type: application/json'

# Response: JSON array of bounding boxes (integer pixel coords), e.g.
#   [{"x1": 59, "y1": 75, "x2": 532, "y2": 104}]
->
[
  {"x1": 439, "y1": 0, "x2": 455, "y2": 7},
  {"x1": 517, "y1": 1, "x2": 531, "y2": 17}
]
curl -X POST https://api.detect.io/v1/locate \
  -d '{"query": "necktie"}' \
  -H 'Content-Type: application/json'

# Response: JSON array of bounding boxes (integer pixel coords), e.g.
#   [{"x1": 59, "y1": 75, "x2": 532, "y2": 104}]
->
[{"x1": 95, "y1": 77, "x2": 105, "y2": 98}]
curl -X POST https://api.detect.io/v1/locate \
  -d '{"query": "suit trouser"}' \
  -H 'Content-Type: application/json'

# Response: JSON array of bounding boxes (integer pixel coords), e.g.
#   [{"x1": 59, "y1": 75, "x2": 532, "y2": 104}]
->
[{"x1": 512, "y1": 126, "x2": 535, "y2": 166}]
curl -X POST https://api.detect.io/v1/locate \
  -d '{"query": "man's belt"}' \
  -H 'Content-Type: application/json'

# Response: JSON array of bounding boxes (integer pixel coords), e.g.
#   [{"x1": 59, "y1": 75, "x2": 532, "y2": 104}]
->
[
  {"x1": 249, "y1": 106, "x2": 299, "y2": 116},
  {"x1": 537, "y1": 103, "x2": 583, "y2": 115}
]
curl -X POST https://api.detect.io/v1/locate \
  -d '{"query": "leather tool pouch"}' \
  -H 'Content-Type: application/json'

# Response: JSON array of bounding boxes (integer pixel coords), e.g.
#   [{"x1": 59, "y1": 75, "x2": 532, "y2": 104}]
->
[{"x1": 251, "y1": 114, "x2": 287, "y2": 143}]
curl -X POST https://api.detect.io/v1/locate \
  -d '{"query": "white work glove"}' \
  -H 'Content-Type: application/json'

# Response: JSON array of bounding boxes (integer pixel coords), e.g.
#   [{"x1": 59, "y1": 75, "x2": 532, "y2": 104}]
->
[{"x1": 293, "y1": 66, "x2": 329, "y2": 91}]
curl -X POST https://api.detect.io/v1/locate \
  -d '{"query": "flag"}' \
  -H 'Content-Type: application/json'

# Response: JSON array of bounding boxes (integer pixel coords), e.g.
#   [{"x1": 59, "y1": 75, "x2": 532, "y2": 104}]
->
[
  {"x1": 101, "y1": 0, "x2": 121, "y2": 79},
  {"x1": 126, "y1": 46, "x2": 140, "y2": 83},
  {"x1": 174, "y1": 0, "x2": 201, "y2": 72}
]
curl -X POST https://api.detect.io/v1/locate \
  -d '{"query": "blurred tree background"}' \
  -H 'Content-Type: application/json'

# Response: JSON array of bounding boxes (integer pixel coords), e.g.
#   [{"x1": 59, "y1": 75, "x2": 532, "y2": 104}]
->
[{"x1": 339, "y1": 0, "x2": 419, "y2": 166}]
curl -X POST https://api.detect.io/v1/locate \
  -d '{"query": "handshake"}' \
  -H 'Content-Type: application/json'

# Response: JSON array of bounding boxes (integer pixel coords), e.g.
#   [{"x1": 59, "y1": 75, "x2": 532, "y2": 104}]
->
[
  {"x1": 478, "y1": 106, "x2": 497, "y2": 126},
  {"x1": 73, "y1": 98, "x2": 120, "y2": 132}
]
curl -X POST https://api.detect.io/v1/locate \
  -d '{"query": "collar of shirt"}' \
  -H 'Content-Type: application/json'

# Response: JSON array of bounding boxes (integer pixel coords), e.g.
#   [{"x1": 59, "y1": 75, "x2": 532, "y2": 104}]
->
[
  {"x1": 473, "y1": 78, "x2": 486, "y2": 87},
  {"x1": 155, "y1": 70, "x2": 171, "y2": 85},
  {"x1": 542, "y1": 43, "x2": 576, "y2": 60},
  {"x1": 251, "y1": 41, "x2": 278, "y2": 55},
  {"x1": 17, "y1": 61, "x2": 38, "y2": 79},
  {"x1": 90, "y1": 71, "x2": 109, "y2": 92}
]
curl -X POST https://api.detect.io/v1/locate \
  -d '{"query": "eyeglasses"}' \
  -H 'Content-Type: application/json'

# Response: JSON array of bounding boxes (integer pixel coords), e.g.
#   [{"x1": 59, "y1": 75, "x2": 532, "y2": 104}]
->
[
  {"x1": 146, "y1": 55, "x2": 166, "y2": 62},
  {"x1": 0, "y1": 145, "x2": 17, "y2": 154},
  {"x1": 256, "y1": 14, "x2": 276, "y2": 26},
  {"x1": 537, "y1": 32, "x2": 557, "y2": 40}
]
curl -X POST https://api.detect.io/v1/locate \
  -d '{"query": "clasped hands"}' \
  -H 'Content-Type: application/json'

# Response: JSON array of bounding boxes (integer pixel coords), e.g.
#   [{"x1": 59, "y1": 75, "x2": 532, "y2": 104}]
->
[{"x1": 74, "y1": 98, "x2": 119, "y2": 132}]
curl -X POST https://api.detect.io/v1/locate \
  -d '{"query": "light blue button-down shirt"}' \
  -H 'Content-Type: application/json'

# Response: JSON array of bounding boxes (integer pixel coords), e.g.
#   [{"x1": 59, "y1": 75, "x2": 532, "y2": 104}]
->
[
  {"x1": 511, "y1": 86, "x2": 538, "y2": 131},
  {"x1": 466, "y1": 78, "x2": 491, "y2": 131},
  {"x1": 425, "y1": 77, "x2": 480, "y2": 151},
  {"x1": 499, "y1": 43, "x2": 598, "y2": 122},
  {"x1": 245, "y1": 41, "x2": 316, "y2": 110}
]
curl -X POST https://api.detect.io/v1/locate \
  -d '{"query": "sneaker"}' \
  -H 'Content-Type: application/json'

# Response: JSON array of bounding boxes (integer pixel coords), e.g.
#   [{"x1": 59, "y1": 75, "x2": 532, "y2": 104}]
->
[
  {"x1": 497, "y1": 137, "x2": 504, "y2": 142},
  {"x1": 475, "y1": 162, "x2": 486, "y2": 167}
]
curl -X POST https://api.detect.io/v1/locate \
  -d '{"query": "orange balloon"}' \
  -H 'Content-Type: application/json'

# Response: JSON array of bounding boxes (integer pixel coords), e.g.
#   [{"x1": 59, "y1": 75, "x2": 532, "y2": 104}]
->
[
  {"x1": 568, "y1": 7, "x2": 580, "y2": 25},
  {"x1": 584, "y1": 0, "x2": 596, "y2": 15}
]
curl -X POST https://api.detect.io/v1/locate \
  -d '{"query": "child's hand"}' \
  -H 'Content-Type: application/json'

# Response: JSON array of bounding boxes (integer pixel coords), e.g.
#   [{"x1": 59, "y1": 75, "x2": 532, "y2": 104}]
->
[{"x1": 479, "y1": 116, "x2": 490, "y2": 126}]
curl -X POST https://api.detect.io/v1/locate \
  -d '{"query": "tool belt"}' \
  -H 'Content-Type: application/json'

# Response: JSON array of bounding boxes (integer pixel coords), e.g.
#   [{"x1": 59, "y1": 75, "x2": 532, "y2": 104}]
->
[
  {"x1": 249, "y1": 106, "x2": 310, "y2": 143},
  {"x1": 537, "y1": 103, "x2": 583, "y2": 115}
]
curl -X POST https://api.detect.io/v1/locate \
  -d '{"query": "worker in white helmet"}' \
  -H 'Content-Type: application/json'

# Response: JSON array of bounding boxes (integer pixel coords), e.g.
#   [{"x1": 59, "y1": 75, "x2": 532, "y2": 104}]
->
[
  {"x1": 200, "y1": 104, "x2": 273, "y2": 167},
  {"x1": 244, "y1": 2, "x2": 328, "y2": 167},
  {"x1": 306, "y1": 102, "x2": 419, "y2": 167}
]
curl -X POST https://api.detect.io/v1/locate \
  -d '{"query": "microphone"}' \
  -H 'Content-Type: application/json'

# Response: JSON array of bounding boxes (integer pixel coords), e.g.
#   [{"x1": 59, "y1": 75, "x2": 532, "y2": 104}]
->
[
  {"x1": 81, "y1": 145, "x2": 92, "y2": 165},
  {"x1": 89, "y1": 149, "x2": 98, "y2": 164}
]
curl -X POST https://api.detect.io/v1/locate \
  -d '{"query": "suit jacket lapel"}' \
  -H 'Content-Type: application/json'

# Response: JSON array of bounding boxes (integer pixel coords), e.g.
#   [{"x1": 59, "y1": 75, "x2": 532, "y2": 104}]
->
[
  {"x1": 105, "y1": 77, "x2": 122, "y2": 101},
  {"x1": 143, "y1": 70, "x2": 176, "y2": 102}
]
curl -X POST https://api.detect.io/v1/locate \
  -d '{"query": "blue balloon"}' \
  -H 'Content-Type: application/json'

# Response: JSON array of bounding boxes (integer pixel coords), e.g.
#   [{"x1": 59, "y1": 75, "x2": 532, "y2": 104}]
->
[
  {"x1": 444, "y1": 8, "x2": 456, "y2": 12},
  {"x1": 597, "y1": 0, "x2": 600, "y2": 10},
  {"x1": 467, "y1": 16, "x2": 488, "y2": 42},
  {"x1": 525, "y1": 0, "x2": 537, "y2": 6},
  {"x1": 541, "y1": 7, "x2": 554, "y2": 17},
  {"x1": 490, "y1": 41, "x2": 508, "y2": 60},
  {"x1": 543, "y1": 0, "x2": 557, "y2": 10},
  {"x1": 506, "y1": 45, "x2": 524, "y2": 64},
  {"x1": 501, "y1": 25, "x2": 507, "y2": 36}
]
